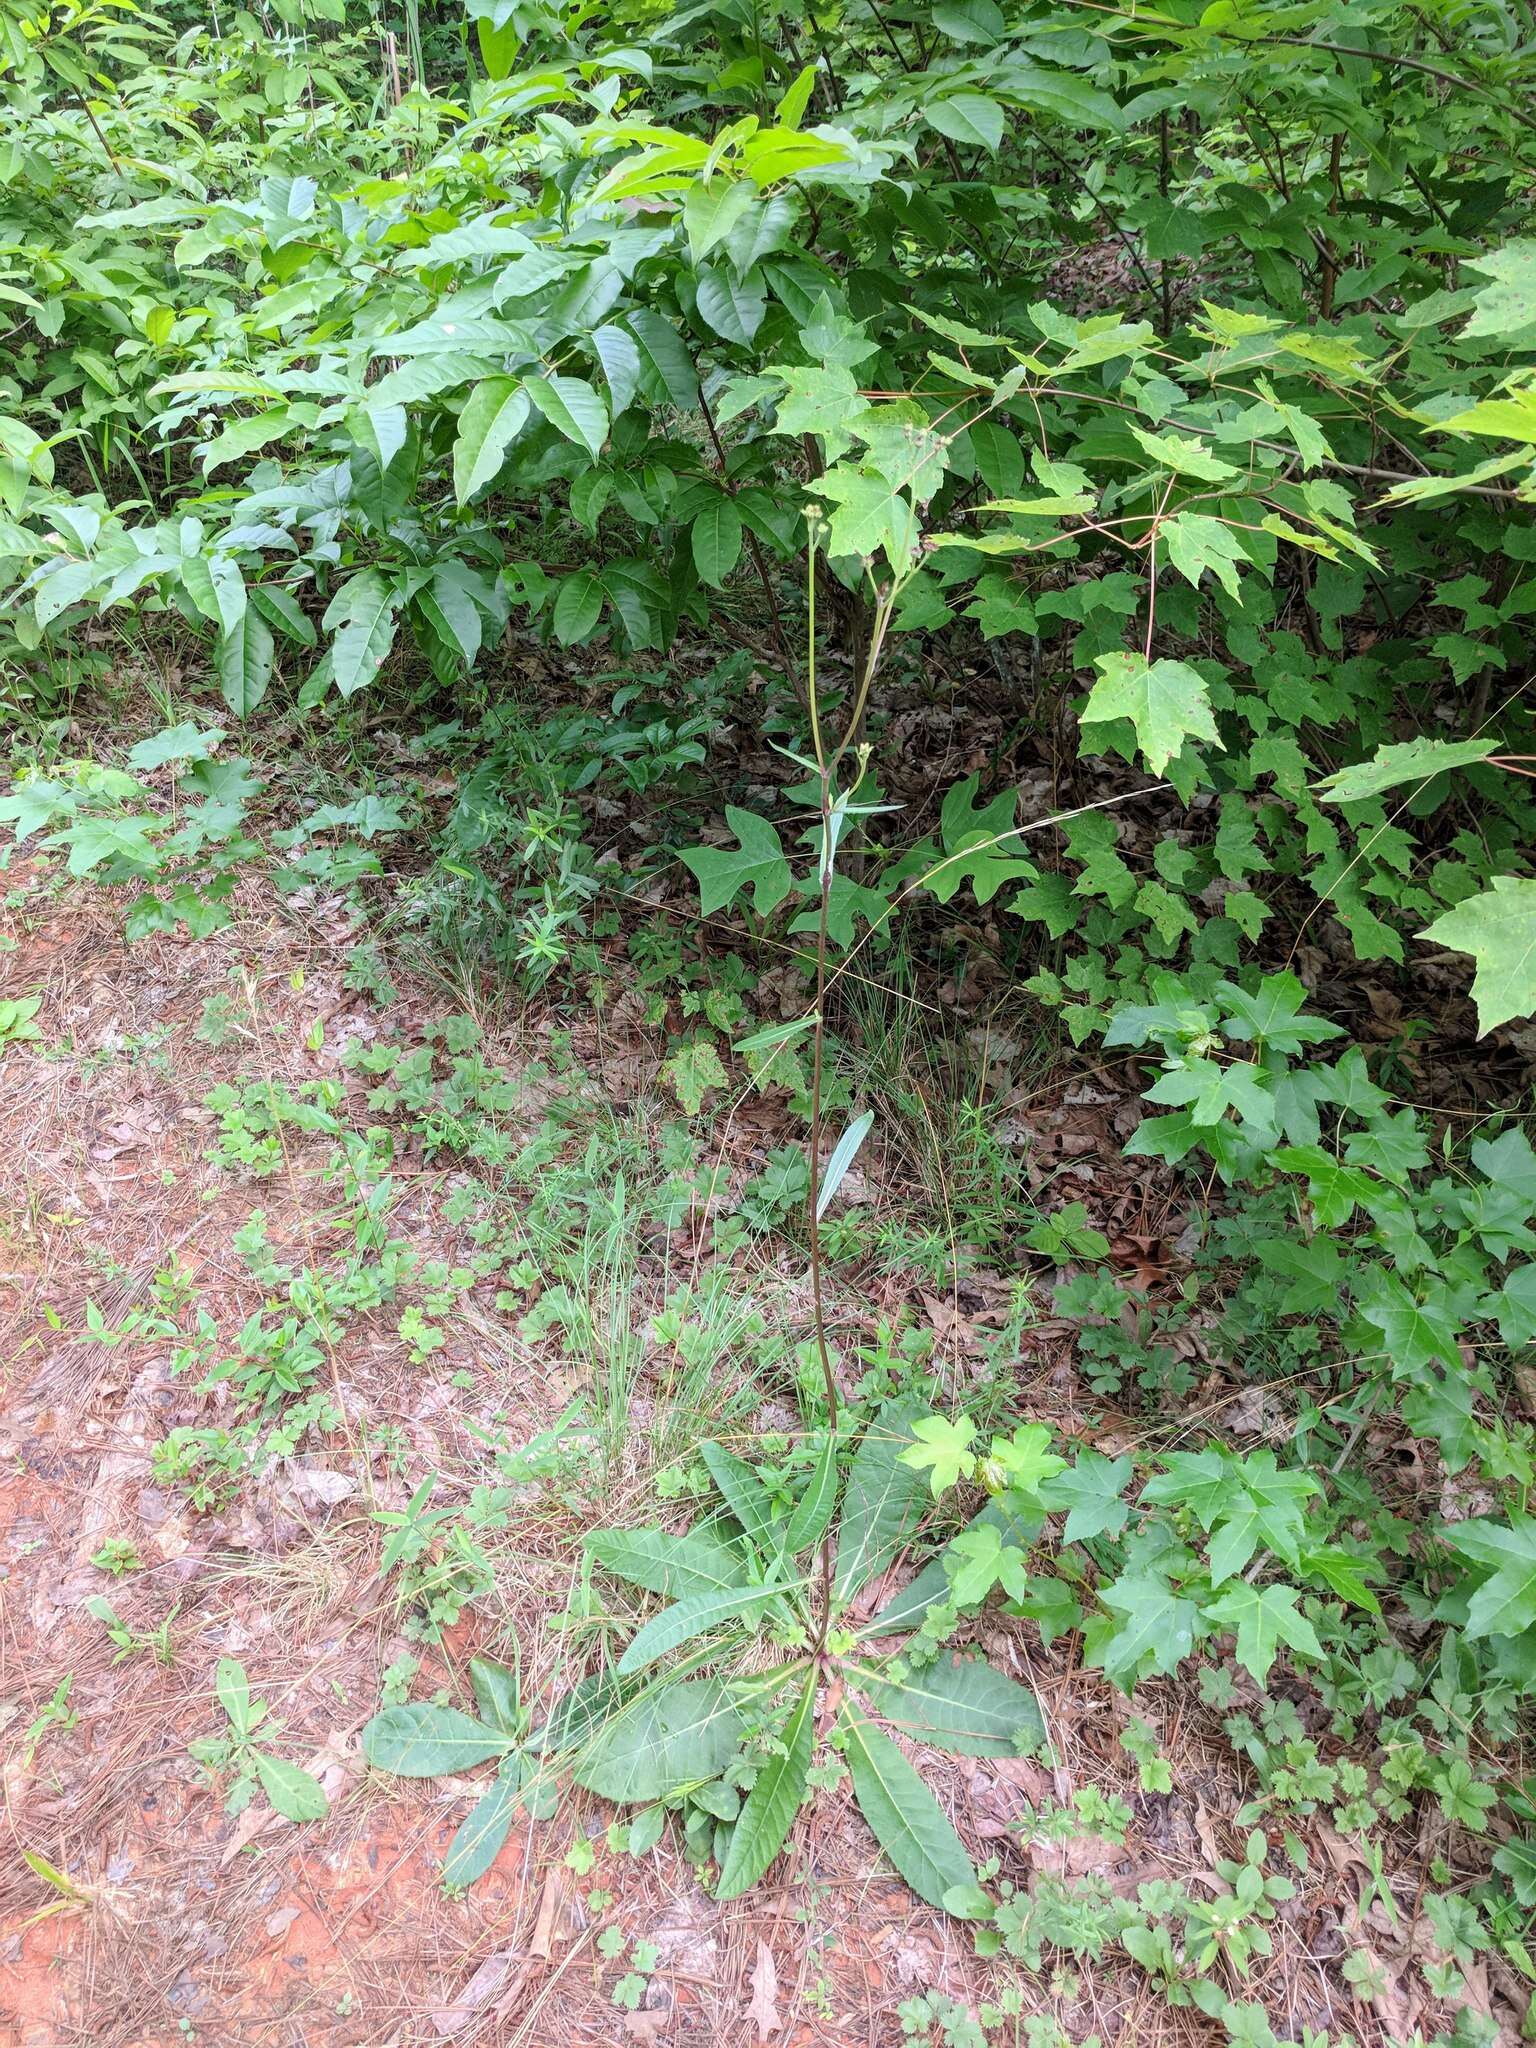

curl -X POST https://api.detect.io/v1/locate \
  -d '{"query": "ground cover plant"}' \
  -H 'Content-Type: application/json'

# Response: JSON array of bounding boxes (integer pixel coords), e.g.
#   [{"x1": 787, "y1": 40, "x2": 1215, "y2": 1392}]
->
[{"x1": 4, "y1": 0, "x2": 1536, "y2": 2042}]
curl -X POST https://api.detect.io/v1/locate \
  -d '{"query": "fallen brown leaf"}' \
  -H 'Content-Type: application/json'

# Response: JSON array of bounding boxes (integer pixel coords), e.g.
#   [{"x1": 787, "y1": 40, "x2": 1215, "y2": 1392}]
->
[
  {"x1": 529, "y1": 1868, "x2": 562, "y2": 1960},
  {"x1": 430, "y1": 1949, "x2": 516, "y2": 2036},
  {"x1": 744, "y1": 1939, "x2": 783, "y2": 2042}
]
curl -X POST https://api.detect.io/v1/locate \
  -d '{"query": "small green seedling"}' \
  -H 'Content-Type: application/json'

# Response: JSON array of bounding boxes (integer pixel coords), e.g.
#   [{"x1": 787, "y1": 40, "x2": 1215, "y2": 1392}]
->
[{"x1": 189, "y1": 1659, "x2": 329, "y2": 1823}]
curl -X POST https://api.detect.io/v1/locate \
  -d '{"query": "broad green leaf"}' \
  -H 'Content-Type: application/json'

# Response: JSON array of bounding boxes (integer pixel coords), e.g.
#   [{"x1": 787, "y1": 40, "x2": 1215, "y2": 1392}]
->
[
  {"x1": 323, "y1": 570, "x2": 400, "y2": 698},
  {"x1": 453, "y1": 377, "x2": 529, "y2": 505},
  {"x1": 443, "y1": 1763, "x2": 521, "y2": 1887},
  {"x1": 1081, "y1": 653, "x2": 1221, "y2": 775},
  {"x1": 679, "y1": 807, "x2": 793, "y2": 916},
  {"x1": 927, "y1": 93, "x2": 1004, "y2": 152},
  {"x1": 33, "y1": 559, "x2": 98, "y2": 627},
  {"x1": 199, "y1": 407, "x2": 292, "y2": 475},
  {"x1": 252, "y1": 1750, "x2": 328, "y2": 1822},
  {"x1": 1464, "y1": 242, "x2": 1536, "y2": 339},
  {"x1": 617, "y1": 1582, "x2": 789, "y2": 1677},
  {"x1": 626, "y1": 308, "x2": 700, "y2": 409},
  {"x1": 840, "y1": 1709, "x2": 977, "y2": 1908},
  {"x1": 127, "y1": 723, "x2": 224, "y2": 771},
  {"x1": 552, "y1": 569, "x2": 604, "y2": 645},
  {"x1": 691, "y1": 497, "x2": 743, "y2": 586},
  {"x1": 591, "y1": 323, "x2": 641, "y2": 415},
  {"x1": 215, "y1": 609, "x2": 274, "y2": 719},
  {"x1": 716, "y1": 1670, "x2": 815, "y2": 1898},
  {"x1": 48, "y1": 815, "x2": 160, "y2": 876},
  {"x1": 1315, "y1": 737, "x2": 1499, "y2": 803},
  {"x1": 525, "y1": 374, "x2": 608, "y2": 459},
  {"x1": 250, "y1": 584, "x2": 316, "y2": 648},
  {"x1": 585, "y1": 1526, "x2": 747, "y2": 1599},
  {"x1": 1130, "y1": 425, "x2": 1240, "y2": 481},
  {"x1": 362, "y1": 1702, "x2": 513, "y2": 1776},
  {"x1": 181, "y1": 553, "x2": 247, "y2": 637},
  {"x1": 528, "y1": 1671, "x2": 624, "y2": 1755},
  {"x1": 834, "y1": 1399, "x2": 930, "y2": 1603},
  {"x1": 1420, "y1": 877, "x2": 1536, "y2": 1034},
  {"x1": 684, "y1": 178, "x2": 756, "y2": 263},
  {"x1": 571, "y1": 1677, "x2": 743, "y2": 1804},
  {"x1": 695, "y1": 266, "x2": 767, "y2": 345},
  {"x1": 417, "y1": 572, "x2": 483, "y2": 668},
  {"x1": 857, "y1": 1654, "x2": 1044, "y2": 1756}
]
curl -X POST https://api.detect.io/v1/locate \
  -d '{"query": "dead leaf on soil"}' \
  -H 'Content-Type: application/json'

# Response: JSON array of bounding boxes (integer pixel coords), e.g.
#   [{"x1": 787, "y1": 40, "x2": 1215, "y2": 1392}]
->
[
  {"x1": 429, "y1": 1948, "x2": 516, "y2": 2036},
  {"x1": 529, "y1": 1868, "x2": 562, "y2": 1960},
  {"x1": 744, "y1": 1940, "x2": 783, "y2": 2042},
  {"x1": 623, "y1": 2009, "x2": 670, "y2": 2044}
]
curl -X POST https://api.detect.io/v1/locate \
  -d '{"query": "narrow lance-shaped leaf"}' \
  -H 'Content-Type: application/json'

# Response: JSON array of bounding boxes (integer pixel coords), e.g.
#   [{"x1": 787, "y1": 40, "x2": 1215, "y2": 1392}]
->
[
  {"x1": 716, "y1": 1669, "x2": 815, "y2": 1899},
  {"x1": 834, "y1": 1400, "x2": 931, "y2": 1604},
  {"x1": 443, "y1": 1758, "x2": 523, "y2": 1887},
  {"x1": 840, "y1": 1708, "x2": 977, "y2": 1909},
  {"x1": 784, "y1": 1431, "x2": 839, "y2": 1554},
  {"x1": 817, "y1": 1110, "x2": 874, "y2": 1219},
  {"x1": 617, "y1": 1582, "x2": 791, "y2": 1677}
]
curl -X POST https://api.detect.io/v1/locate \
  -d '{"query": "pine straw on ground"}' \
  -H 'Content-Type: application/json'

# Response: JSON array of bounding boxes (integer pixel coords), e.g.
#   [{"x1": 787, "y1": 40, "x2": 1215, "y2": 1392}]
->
[{"x1": 0, "y1": 848, "x2": 1502, "y2": 2048}]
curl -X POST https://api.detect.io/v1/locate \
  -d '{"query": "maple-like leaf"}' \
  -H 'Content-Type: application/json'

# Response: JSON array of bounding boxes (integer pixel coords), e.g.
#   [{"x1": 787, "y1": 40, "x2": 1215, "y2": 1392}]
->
[
  {"x1": 899, "y1": 1415, "x2": 976, "y2": 1496},
  {"x1": 1080, "y1": 652, "x2": 1222, "y2": 774},
  {"x1": 1206, "y1": 1582, "x2": 1322, "y2": 1683},
  {"x1": 1441, "y1": 1516, "x2": 1536, "y2": 1638},
  {"x1": 942, "y1": 1524, "x2": 1029, "y2": 1607},
  {"x1": 1093, "y1": 1573, "x2": 1199, "y2": 1688},
  {"x1": 1420, "y1": 876, "x2": 1536, "y2": 1035},
  {"x1": 1039, "y1": 1453, "x2": 1133, "y2": 1542},
  {"x1": 984, "y1": 1424, "x2": 1065, "y2": 1498},
  {"x1": 679, "y1": 808, "x2": 793, "y2": 917}
]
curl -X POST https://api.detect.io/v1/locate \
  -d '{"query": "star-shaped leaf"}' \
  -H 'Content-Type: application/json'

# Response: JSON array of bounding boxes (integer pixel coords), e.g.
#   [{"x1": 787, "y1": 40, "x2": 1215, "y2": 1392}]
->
[
  {"x1": 985, "y1": 1424, "x2": 1065, "y2": 1498},
  {"x1": 900, "y1": 1415, "x2": 976, "y2": 1497},
  {"x1": 1039, "y1": 1452, "x2": 1133, "y2": 1543},
  {"x1": 1442, "y1": 1516, "x2": 1536, "y2": 1638},
  {"x1": 1206, "y1": 1582, "x2": 1322, "y2": 1683},
  {"x1": 1093, "y1": 1573, "x2": 1200, "y2": 1688},
  {"x1": 942, "y1": 1524, "x2": 1029, "y2": 1607}
]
